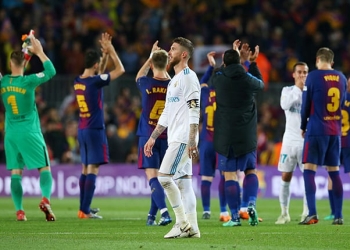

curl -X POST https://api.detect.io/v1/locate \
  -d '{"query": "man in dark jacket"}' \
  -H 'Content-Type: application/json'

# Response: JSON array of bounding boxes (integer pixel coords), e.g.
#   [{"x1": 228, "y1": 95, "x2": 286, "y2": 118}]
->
[{"x1": 211, "y1": 41, "x2": 264, "y2": 227}]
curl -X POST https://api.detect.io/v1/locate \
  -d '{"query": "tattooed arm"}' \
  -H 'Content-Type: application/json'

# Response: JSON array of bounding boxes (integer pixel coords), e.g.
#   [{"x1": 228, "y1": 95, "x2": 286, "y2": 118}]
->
[
  {"x1": 150, "y1": 124, "x2": 167, "y2": 140},
  {"x1": 144, "y1": 124, "x2": 166, "y2": 157},
  {"x1": 188, "y1": 124, "x2": 199, "y2": 158}
]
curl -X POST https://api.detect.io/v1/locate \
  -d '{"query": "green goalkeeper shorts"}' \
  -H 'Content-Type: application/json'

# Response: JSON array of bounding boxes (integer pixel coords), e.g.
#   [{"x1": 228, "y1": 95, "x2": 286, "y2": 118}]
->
[{"x1": 5, "y1": 132, "x2": 50, "y2": 170}]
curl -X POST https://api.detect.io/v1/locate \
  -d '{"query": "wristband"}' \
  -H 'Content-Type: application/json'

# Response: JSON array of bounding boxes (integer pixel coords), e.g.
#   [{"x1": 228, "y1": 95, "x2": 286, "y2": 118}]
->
[{"x1": 243, "y1": 60, "x2": 250, "y2": 68}]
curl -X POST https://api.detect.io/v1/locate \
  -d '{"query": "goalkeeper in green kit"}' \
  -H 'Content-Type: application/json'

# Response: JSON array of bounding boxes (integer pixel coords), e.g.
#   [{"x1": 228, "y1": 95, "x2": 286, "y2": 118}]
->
[{"x1": 0, "y1": 36, "x2": 56, "y2": 221}]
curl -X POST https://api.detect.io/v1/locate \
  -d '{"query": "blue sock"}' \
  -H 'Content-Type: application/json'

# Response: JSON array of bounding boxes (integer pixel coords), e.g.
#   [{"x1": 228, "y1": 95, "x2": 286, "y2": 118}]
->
[
  {"x1": 149, "y1": 178, "x2": 169, "y2": 217},
  {"x1": 328, "y1": 171, "x2": 343, "y2": 219},
  {"x1": 201, "y1": 180, "x2": 211, "y2": 212},
  {"x1": 218, "y1": 175, "x2": 227, "y2": 212},
  {"x1": 148, "y1": 178, "x2": 159, "y2": 217},
  {"x1": 243, "y1": 173, "x2": 258, "y2": 207},
  {"x1": 328, "y1": 189, "x2": 335, "y2": 215},
  {"x1": 149, "y1": 198, "x2": 158, "y2": 217},
  {"x1": 225, "y1": 180, "x2": 240, "y2": 220},
  {"x1": 79, "y1": 174, "x2": 86, "y2": 211},
  {"x1": 81, "y1": 173, "x2": 96, "y2": 214},
  {"x1": 303, "y1": 169, "x2": 316, "y2": 215}
]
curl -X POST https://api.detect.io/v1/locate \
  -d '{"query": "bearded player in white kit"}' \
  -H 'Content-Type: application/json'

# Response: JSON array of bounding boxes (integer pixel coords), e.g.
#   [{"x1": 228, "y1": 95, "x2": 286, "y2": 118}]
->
[
  {"x1": 144, "y1": 37, "x2": 201, "y2": 239},
  {"x1": 275, "y1": 62, "x2": 309, "y2": 224}
]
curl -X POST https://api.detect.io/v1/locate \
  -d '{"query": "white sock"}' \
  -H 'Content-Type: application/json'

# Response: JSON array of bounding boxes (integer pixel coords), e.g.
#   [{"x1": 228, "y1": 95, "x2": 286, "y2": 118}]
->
[
  {"x1": 280, "y1": 180, "x2": 290, "y2": 215},
  {"x1": 177, "y1": 178, "x2": 198, "y2": 231},
  {"x1": 158, "y1": 176, "x2": 186, "y2": 224},
  {"x1": 240, "y1": 207, "x2": 248, "y2": 212},
  {"x1": 302, "y1": 192, "x2": 308, "y2": 215},
  {"x1": 160, "y1": 208, "x2": 168, "y2": 215}
]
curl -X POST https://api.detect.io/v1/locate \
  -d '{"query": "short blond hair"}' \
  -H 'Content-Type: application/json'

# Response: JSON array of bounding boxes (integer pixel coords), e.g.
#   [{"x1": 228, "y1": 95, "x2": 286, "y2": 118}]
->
[{"x1": 151, "y1": 49, "x2": 168, "y2": 70}]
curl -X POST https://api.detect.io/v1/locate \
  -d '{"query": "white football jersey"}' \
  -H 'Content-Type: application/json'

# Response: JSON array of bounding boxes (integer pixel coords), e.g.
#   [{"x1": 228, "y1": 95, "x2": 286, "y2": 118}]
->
[
  {"x1": 280, "y1": 85, "x2": 304, "y2": 146},
  {"x1": 158, "y1": 67, "x2": 200, "y2": 144}
]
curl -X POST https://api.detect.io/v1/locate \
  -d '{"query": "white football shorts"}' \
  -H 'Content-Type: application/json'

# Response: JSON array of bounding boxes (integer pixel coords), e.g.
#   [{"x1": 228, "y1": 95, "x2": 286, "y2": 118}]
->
[
  {"x1": 159, "y1": 142, "x2": 192, "y2": 179},
  {"x1": 278, "y1": 144, "x2": 304, "y2": 173}
]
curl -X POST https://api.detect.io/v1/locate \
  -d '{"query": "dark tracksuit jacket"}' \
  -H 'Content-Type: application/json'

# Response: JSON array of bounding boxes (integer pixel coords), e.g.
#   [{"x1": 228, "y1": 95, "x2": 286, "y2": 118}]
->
[{"x1": 210, "y1": 62, "x2": 264, "y2": 158}]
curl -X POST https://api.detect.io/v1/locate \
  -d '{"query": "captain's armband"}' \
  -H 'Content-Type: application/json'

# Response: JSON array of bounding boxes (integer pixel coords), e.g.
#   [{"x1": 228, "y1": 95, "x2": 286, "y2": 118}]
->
[{"x1": 187, "y1": 99, "x2": 199, "y2": 109}]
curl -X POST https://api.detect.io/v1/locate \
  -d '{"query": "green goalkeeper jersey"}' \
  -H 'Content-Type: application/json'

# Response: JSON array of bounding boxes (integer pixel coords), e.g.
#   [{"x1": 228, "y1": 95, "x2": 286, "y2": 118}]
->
[{"x1": 0, "y1": 60, "x2": 56, "y2": 133}]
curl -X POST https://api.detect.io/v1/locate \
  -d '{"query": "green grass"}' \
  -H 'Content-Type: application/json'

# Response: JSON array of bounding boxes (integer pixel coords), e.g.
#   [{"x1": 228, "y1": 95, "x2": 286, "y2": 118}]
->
[{"x1": 0, "y1": 197, "x2": 349, "y2": 250}]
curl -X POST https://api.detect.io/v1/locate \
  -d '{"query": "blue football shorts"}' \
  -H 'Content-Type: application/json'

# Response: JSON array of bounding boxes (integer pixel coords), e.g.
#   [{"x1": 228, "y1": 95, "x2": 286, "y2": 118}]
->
[
  {"x1": 138, "y1": 136, "x2": 167, "y2": 169},
  {"x1": 218, "y1": 151, "x2": 257, "y2": 172},
  {"x1": 78, "y1": 129, "x2": 109, "y2": 165},
  {"x1": 302, "y1": 135, "x2": 340, "y2": 166}
]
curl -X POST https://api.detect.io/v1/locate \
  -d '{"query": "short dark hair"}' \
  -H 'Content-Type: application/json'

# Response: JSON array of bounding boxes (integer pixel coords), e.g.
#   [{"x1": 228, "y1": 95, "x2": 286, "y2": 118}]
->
[
  {"x1": 292, "y1": 62, "x2": 308, "y2": 72},
  {"x1": 316, "y1": 47, "x2": 334, "y2": 63},
  {"x1": 223, "y1": 49, "x2": 240, "y2": 66},
  {"x1": 84, "y1": 49, "x2": 100, "y2": 68},
  {"x1": 173, "y1": 37, "x2": 194, "y2": 58},
  {"x1": 151, "y1": 50, "x2": 168, "y2": 70},
  {"x1": 10, "y1": 51, "x2": 24, "y2": 66}
]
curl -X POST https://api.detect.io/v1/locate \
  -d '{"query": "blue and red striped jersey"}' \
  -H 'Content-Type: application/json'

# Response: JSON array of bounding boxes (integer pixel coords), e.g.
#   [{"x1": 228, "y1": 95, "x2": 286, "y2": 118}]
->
[
  {"x1": 200, "y1": 85, "x2": 215, "y2": 142},
  {"x1": 341, "y1": 92, "x2": 350, "y2": 148},
  {"x1": 73, "y1": 74, "x2": 110, "y2": 129},
  {"x1": 301, "y1": 69, "x2": 347, "y2": 136},
  {"x1": 136, "y1": 76, "x2": 169, "y2": 139}
]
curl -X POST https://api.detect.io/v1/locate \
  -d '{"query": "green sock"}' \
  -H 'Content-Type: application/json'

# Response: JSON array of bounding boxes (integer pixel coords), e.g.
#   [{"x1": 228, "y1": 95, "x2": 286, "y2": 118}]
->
[
  {"x1": 11, "y1": 175, "x2": 23, "y2": 211},
  {"x1": 40, "y1": 170, "x2": 53, "y2": 200}
]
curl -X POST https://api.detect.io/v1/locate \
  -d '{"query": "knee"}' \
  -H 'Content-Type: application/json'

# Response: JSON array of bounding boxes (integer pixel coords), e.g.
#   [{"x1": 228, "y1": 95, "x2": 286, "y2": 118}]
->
[{"x1": 158, "y1": 176, "x2": 173, "y2": 189}]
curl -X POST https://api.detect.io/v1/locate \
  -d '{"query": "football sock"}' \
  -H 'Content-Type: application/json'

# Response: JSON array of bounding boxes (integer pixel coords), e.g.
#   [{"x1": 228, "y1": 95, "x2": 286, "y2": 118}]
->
[
  {"x1": 302, "y1": 191, "x2": 309, "y2": 215},
  {"x1": 81, "y1": 173, "x2": 96, "y2": 214},
  {"x1": 40, "y1": 170, "x2": 53, "y2": 200},
  {"x1": 225, "y1": 180, "x2": 240, "y2": 218},
  {"x1": 244, "y1": 173, "x2": 258, "y2": 207},
  {"x1": 79, "y1": 174, "x2": 86, "y2": 210},
  {"x1": 149, "y1": 178, "x2": 161, "y2": 216},
  {"x1": 158, "y1": 176, "x2": 186, "y2": 223},
  {"x1": 178, "y1": 179, "x2": 198, "y2": 231},
  {"x1": 328, "y1": 171, "x2": 343, "y2": 219},
  {"x1": 279, "y1": 180, "x2": 291, "y2": 215},
  {"x1": 327, "y1": 189, "x2": 335, "y2": 216},
  {"x1": 149, "y1": 198, "x2": 158, "y2": 217},
  {"x1": 201, "y1": 180, "x2": 211, "y2": 212},
  {"x1": 160, "y1": 208, "x2": 169, "y2": 217},
  {"x1": 11, "y1": 174, "x2": 23, "y2": 211},
  {"x1": 303, "y1": 169, "x2": 316, "y2": 215},
  {"x1": 218, "y1": 175, "x2": 227, "y2": 212}
]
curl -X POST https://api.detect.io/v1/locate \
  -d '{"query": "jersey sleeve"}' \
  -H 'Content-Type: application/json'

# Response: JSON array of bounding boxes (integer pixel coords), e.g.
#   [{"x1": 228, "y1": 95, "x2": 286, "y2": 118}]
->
[
  {"x1": 136, "y1": 76, "x2": 147, "y2": 91},
  {"x1": 280, "y1": 86, "x2": 301, "y2": 110},
  {"x1": 158, "y1": 95, "x2": 169, "y2": 128},
  {"x1": 183, "y1": 72, "x2": 200, "y2": 124},
  {"x1": 300, "y1": 75, "x2": 312, "y2": 131},
  {"x1": 95, "y1": 74, "x2": 111, "y2": 88},
  {"x1": 24, "y1": 60, "x2": 56, "y2": 88}
]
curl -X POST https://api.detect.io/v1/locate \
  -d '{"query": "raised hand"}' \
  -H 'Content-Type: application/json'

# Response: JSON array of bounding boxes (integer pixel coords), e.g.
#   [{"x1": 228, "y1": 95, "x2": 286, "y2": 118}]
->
[
  {"x1": 232, "y1": 39, "x2": 241, "y2": 53},
  {"x1": 207, "y1": 51, "x2": 216, "y2": 67},
  {"x1": 151, "y1": 40, "x2": 161, "y2": 53},
  {"x1": 240, "y1": 43, "x2": 250, "y2": 63},
  {"x1": 99, "y1": 32, "x2": 113, "y2": 54},
  {"x1": 249, "y1": 45, "x2": 259, "y2": 62},
  {"x1": 27, "y1": 37, "x2": 44, "y2": 55}
]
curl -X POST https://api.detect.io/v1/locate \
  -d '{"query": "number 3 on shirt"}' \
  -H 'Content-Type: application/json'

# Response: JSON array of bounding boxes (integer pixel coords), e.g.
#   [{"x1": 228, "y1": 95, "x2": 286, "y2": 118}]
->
[
  {"x1": 327, "y1": 87, "x2": 340, "y2": 112},
  {"x1": 76, "y1": 95, "x2": 89, "y2": 112}
]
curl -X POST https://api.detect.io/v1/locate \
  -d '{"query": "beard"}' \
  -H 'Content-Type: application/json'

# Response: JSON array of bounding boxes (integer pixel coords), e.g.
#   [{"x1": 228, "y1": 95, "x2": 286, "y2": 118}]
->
[{"x1": 168, "y1": 56, "x2": 181, "y2": 69}]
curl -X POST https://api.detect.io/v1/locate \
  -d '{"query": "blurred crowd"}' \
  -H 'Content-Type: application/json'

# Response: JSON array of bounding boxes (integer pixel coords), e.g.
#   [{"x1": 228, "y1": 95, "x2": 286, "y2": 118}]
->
[{"x1": 0, "y1": 0, "x2": 349, "y2": 166}]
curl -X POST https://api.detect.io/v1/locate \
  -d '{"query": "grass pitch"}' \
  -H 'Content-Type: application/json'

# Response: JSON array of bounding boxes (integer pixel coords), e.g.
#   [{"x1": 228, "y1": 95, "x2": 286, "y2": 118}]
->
[{"x1": 0, "y1": 197, "x2": 349, "y2": 250}]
